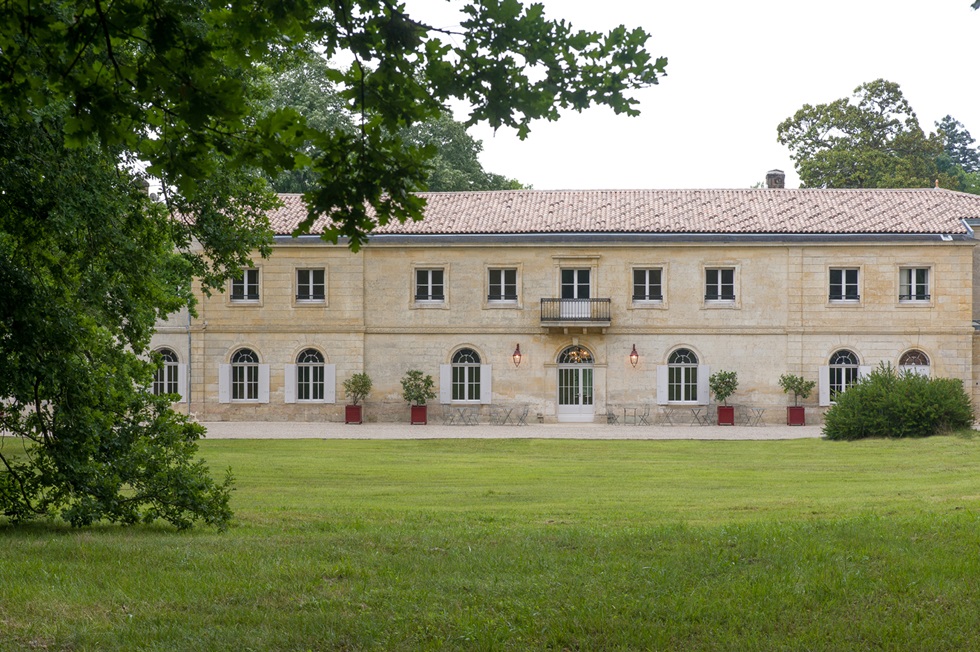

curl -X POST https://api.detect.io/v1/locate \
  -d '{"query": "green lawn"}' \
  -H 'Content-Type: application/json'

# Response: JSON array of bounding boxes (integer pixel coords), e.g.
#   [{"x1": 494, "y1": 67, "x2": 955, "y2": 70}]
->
[{"x1": 3, "y1": 435, "x2": 980, "y2": 650}]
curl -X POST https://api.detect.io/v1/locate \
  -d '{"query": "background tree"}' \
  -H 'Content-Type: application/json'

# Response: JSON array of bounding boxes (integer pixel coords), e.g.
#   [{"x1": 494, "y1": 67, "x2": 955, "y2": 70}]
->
[
  {"x1": 264, "y1": 56, "x2": 525, "y2": 194},
  {"x1": 777, "y1": 79, "x2": 944, "y2": 189},
  {"x1": 936, "y1": 115, "x2": 980, "y2": 174},
  {"x1": 935, "y1": 115, "x2": 980, "y2": 194}
]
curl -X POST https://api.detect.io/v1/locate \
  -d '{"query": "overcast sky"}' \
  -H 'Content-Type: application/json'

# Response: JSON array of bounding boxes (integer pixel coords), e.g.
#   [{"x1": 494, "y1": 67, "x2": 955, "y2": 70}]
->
[{"x1": 414, "y1": 0, "x2": 980, "y2": 190}]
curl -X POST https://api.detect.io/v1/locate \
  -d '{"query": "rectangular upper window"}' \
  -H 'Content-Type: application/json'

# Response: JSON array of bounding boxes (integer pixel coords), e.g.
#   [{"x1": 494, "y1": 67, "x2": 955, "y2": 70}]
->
[
  {"x1": 296, "y1": 268, "x2": 325, "y2": 301},
  {"x1": 899, "y1": 267, "x2": 930, "y2": 302},
  {"x1": 829, "y1": 268, "x2": 860, "y2": 301},
  {"x1": 488, "y1": 268, "x2": 517, "y2": 302},
  {"x1": 231, "y1": 269, "x2": 259, "y2": 301},
  {"x1": 415, "y1": 268, "x2": 445, "y2": 302},
  {"x1": 704, "y1": 268, "x2": 735, "y2": 302},
  {"x1": 633, "y1": 268, "x2": 663, "y2": 302}
]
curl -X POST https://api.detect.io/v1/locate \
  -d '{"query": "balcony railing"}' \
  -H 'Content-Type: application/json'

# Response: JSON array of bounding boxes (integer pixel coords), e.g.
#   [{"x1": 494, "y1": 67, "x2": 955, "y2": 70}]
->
[{"x1": 540, "y1": 298, "x2": 612, "y2": 323}]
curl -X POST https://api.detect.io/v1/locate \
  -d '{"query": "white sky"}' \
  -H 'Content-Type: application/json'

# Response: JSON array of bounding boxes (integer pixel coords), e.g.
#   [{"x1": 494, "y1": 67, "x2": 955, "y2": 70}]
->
[{"x1": 414, "y1": 0, "x2": 980, "y2": 190}]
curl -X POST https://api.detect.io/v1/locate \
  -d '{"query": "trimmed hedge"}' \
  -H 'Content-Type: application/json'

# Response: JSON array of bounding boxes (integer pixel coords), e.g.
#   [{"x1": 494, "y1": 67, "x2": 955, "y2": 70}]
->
[{"x1": 823, "y1": 363, "x2": 974, "y2": 440}]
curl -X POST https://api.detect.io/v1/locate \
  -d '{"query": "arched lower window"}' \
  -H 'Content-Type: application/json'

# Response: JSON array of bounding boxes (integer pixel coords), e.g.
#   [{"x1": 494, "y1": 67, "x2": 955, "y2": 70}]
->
[
  {"x1": 899, "y1": 349, "x2": 930, "y2": 377},
  {"x1": 452, "y1": 348, "x2": 482, "y2": 402},
  {"x1": 668, "y1": 348, "x2": 699, "y2": 402},
  {"x1": 296, "y1": 349, "x2": 325, "y2": 401},
  {"x1": 231, "y1": 348, "x2": 259, "y2": 401},
  {"x1": 153, "y1": 348, "x2": 179, "y2": 396},
  {"x1": 829, "y1": 349, "x2": 860, "y2": 400}
]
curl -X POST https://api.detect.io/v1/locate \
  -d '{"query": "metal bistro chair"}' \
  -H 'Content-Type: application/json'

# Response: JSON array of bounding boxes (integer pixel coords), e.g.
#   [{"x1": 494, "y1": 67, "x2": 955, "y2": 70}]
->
[
  {"x1": 605, "y1": 406, "x2": 620, "y2": 425},
  {"x1": 691, "y1": 405, "x2": 713, "y2": 426},
  {"x1": 515, "y1": 404, "x2": 530, "y2": 426},
  {"x1": 637, "y1": 404, "x2": 652, "y2": 426}
]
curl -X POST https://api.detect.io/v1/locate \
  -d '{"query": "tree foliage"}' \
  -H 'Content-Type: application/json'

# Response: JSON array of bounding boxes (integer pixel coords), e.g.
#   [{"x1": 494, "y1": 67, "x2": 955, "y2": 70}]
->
[
  {"x1": 0, "y1": 0, "x2": 666, "y2": 248},
  {"x1": 935, "y1": 115, "x2": 980, "y2": 194},
  {"x1": 264, "y1": 56, "x2": 524, "y2": 194},
  {"x1": 777, "y1": 79, "x2": 945, "y2": 189},
  {"x1": 0, "y1": 115, "x2": 233, "y2": 529}
]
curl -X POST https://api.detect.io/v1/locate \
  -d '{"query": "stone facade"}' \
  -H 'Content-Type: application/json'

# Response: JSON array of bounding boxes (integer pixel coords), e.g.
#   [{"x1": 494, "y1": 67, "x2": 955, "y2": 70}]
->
[{"x1": 149, "y1": 189, "x2": 980, "y2": 424}]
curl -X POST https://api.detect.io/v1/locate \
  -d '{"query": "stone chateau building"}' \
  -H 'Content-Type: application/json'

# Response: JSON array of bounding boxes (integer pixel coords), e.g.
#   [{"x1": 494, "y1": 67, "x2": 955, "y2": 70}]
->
[{"x1": 150, "y1": 171, "x2": 980, "y2": 424}]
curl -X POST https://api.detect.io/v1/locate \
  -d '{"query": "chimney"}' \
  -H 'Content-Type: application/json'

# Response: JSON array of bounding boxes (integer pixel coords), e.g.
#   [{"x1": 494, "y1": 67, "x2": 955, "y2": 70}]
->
[{"x1": 766, "y1": 169, "x2": 785, "y2": 189}]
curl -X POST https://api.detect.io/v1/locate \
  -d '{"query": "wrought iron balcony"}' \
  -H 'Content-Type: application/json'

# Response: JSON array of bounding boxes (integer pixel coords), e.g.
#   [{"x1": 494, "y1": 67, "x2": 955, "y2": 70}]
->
[{"x1": 540, "y1": 298, "x2": 612, "y2": 325}]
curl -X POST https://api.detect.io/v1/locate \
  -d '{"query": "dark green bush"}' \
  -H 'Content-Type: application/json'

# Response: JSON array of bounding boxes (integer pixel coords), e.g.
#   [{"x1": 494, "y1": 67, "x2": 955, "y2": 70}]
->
[{"x1": 823, "y1": 363, "x2": 974, "y2": 440}]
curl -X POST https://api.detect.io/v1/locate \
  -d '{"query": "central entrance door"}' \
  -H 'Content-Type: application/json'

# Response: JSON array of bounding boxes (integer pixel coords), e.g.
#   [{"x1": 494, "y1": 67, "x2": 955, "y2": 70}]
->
[{"x1": 556, "y1": 345, "x2": 595, "y2": 422}]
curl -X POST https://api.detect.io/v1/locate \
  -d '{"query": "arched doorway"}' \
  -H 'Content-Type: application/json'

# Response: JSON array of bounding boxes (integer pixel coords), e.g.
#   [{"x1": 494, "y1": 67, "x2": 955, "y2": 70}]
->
[{"x1": 556, "y1": 345, "x2": 595, "y2": 422}]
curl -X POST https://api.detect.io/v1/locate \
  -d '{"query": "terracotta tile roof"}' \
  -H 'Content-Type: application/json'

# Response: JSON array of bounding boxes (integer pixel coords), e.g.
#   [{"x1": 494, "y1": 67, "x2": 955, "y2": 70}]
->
[{"x1": 267, "y1": 189, "x2": 980, "y2": 237}]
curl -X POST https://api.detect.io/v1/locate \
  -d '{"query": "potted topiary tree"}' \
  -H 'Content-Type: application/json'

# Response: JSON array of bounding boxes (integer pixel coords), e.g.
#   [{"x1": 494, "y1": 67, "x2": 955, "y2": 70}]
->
[
  {"x1": 401, "y1": 369, "x2": 436, "y2": 425},
  {"x1": 778, "y1": 373, "x2": 816, "y2": 426},
  {"x1": 709, "y1": 370, "x2": 739, "y2": 425},
  {"x1": 342, "y1": 372, "x2": 372, "y2": 424}
]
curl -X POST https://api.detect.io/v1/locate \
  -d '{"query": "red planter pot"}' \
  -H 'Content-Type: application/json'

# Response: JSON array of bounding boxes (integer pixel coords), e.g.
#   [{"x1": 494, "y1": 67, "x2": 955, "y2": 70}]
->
[
  {"x1": 786, "y1": 406, "x2": 806, "y2": 426},
  {"x1": 410, "y1": 405, "x2": 428, "y2": 425},
  {"x1": 717, "y1": 405, "x2": 735, "y2": 426},
  {"x1": 345, "y1": 405, "x2": 363, "y2": 424}
]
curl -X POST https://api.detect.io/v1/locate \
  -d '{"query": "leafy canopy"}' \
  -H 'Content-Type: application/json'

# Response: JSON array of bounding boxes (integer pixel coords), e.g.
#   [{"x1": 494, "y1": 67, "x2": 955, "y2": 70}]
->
[
  {"x1": 777, "y1": 79, "x2": 945, "y2": 189},
  {"x1": 264, "y1": 56, "x2": 525, "y2": 194},
  {"x1": 0, "y1": 0, "x2": 667, "y2": 248},
  {"x1": 0, "y1": 115, "x2": 233, "y2": 529}
]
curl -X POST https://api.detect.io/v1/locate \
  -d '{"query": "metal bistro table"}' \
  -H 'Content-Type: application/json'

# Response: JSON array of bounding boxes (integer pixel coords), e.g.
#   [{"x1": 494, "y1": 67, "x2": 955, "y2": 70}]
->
[{"x1": 622, "y1": 406, "x2": 639, "y2": 425}]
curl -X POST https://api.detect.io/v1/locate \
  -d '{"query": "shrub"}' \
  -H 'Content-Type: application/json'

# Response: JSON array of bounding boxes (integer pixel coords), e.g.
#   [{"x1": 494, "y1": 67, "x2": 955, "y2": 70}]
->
[{"x1": 823, "y1": 363, "x2": 973, "y2": 440}]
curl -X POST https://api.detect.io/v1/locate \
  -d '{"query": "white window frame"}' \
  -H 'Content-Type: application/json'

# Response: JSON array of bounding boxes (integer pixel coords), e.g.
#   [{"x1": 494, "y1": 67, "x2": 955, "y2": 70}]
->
[
  {"x1": 818, "y1": 350, "x2": 871, "y2": 406},
  {"x1": 657, "y1": 349, "x2": 709, "y2": 405},
  {"x1": 487, "y1": 268, "x2": 518, "y2": 304},
  {"x1": 219, "y1": 349, "x2": 270, "y2": 404},
  {"x1": 829, "y1": 267, "x2": 860, "y2": 303},
  {"x1": 703, "y1": 267, "x2": 736, "y2": 305},
  {"x1": 632, "y1": 267, "x2": 664, "y2": 304},
  {"x1": 152, "y1": 348, "x2": 186, "y2": 400},
  {"x1": 231, "y1": 269, "x2": 260, "y2": 303},
  {"x1": 560, "y1": 268, "x2": 592, "y2": 299},
  {"x1": 898, "y1": 267, "x2": 931, "y2": 304},
  {"x1": 295, "y1": 268, "x2": 326, "y2": 303},
  {"x1": 440, "y1": 359, "x2": 492, "y2": 405},
  {"x1": 451, "y1": 348, "x2": 482, "y2": 403},
  {"x1": 284, "y1": 350, "x2": 336, "y2": 404},
  {"x1": 413, "y1": 266, "x2": 447, "y2": 306}
]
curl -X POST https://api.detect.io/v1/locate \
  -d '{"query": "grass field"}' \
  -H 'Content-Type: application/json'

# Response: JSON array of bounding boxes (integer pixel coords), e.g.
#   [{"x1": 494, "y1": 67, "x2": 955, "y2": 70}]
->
[{"x1": 3, "y1": 435, "x2": 980, "y2": 650}]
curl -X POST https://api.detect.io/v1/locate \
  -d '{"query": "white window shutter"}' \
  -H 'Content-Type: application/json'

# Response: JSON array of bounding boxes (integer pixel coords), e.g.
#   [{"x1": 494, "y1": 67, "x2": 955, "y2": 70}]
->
[
  {"x1": 480, "y1": 365, "x2": 492, "y2": 404},
  {"x1": 440, "y1": 364, "x2": 452, "y2": 404},
  {"x1": 324, "y1": 364, "x2": 336, "y2": 403},
  {"x1": 697, "y1": 365, "x2": 710, "y2": 405},
  {"x1": 284, "y1": 364, "x2": 296, "y2": 403},
  {"x1": 656, "y1": 365, "x2": 669, "y2": 405},
  {"x1": 258, "y1": 364, "x2": 270, "y2": 403},
  {"x1": 818, "y1": 366, "x2": 830, "y2": 406},
  {"x1": 218, "y1": 364, "x2": 230, "y2": 403},
  {"x1": 858, "y1": 365, "x2": 872, "y2": 380},
  {"x1": 176, "y1": 364, "x2": 188, "y2": 402}
]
